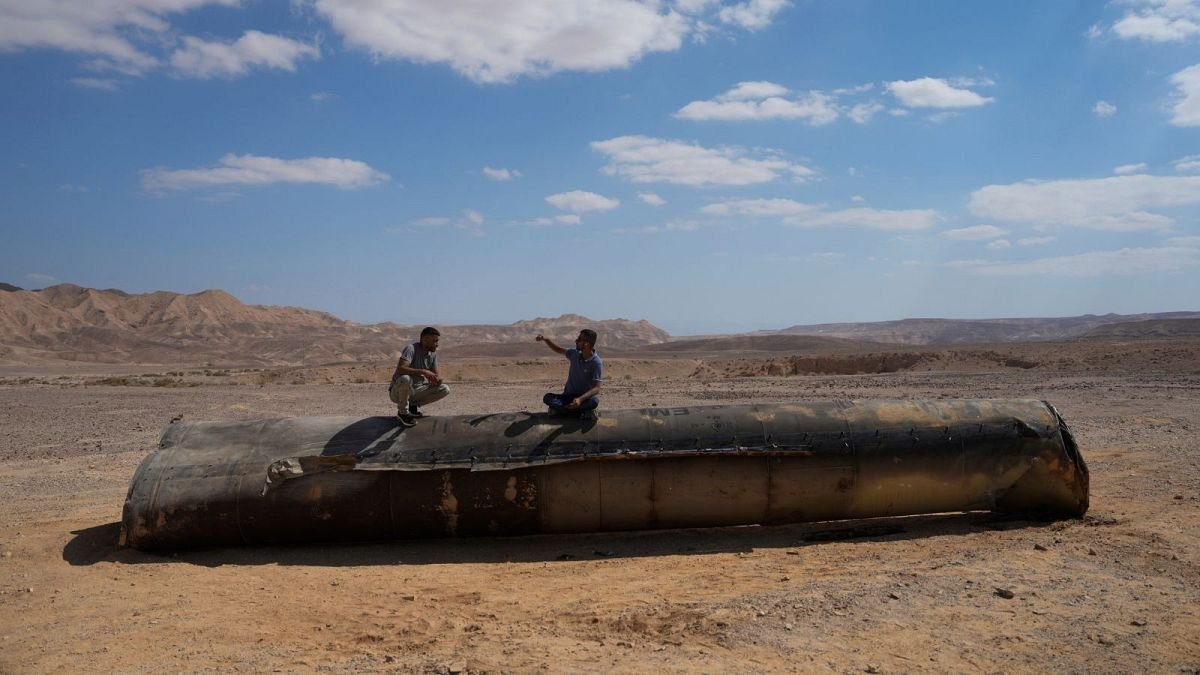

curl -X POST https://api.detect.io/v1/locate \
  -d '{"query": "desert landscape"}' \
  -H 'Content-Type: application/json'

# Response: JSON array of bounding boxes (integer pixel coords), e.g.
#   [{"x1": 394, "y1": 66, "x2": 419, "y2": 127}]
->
[{"x1": 1, "y1": 285, "x2": 1199, "y2": 673}]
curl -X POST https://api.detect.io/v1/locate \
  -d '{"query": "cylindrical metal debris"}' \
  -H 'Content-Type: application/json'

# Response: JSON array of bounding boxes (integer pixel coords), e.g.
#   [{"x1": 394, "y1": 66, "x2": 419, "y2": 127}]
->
[{"x1": 121, "y1": 399, "x2": 1088, "y2": 550}]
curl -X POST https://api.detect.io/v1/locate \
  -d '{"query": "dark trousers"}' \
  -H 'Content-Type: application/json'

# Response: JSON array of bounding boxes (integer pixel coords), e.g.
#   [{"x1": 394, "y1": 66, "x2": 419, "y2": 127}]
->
[{"x1": 543, "y1": 392, "x2": 598, "y2": 416}]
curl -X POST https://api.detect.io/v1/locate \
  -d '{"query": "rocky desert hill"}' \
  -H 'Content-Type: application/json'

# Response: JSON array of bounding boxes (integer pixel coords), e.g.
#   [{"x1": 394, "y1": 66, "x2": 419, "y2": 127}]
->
[
  {"x1": 771, "y1": 312, "x2": 1200, "y2": 345},
  {"x1": 1080, "y1": 317, "x2": 1200, "y2": 339},
  {"x1": 0, "y1": 284, "x2": 669, "y2": 365}
]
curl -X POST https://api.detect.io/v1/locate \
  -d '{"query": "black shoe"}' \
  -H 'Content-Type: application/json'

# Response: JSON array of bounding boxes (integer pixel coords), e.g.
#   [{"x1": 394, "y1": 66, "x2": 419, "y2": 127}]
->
[
  {"x1": 408, "y1": 404, "x2": 425, "y2": 418},
  {"x1": 396, "y1": 413, "x2": 417, "y2": 428}
]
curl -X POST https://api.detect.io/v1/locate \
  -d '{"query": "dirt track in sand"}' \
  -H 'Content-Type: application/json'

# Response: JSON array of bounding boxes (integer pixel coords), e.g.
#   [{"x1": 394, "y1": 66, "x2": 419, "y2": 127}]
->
[{"x1": 1, "y1": 352, "x2": 1199, "y2": 673}]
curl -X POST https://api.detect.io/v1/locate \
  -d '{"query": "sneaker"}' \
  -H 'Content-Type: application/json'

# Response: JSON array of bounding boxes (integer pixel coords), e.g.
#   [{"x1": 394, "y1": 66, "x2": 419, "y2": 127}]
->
[
  {"x1": 408, "y1": 404, "x2": 425, "y2": 418},
  {"x1": 396, "y1": 413, "x2": 417, "y2": 428}
]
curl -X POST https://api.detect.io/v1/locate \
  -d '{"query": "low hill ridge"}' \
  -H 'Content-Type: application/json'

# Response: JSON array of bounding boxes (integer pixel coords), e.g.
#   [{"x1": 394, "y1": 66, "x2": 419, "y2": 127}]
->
[
  {"x1": 0, "y1": 284, "x2": 670, "y2": 365},
  {"x1": 772, "y1": 312, "x2": 1200, "y2": 345}
]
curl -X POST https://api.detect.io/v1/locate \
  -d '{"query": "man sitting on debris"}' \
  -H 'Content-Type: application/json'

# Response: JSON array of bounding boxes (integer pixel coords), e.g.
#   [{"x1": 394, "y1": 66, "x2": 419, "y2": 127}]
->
[
  {"x1": 536, "y1": 328, "x2": 602, "y2": 418},
  {"x1": 389, "y1": 326, "x2": 450, "y2": 427}
]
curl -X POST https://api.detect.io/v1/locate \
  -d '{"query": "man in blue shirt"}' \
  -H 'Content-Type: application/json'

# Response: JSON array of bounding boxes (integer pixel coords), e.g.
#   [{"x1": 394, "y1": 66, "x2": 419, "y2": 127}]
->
[{"x1": 536, "y1": 328, "x2": 602, "y2": 417}]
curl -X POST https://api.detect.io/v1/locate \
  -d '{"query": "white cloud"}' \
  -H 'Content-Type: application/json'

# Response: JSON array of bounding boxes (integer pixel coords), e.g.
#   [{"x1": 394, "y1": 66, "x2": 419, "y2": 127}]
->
[
  {"x1": 196, "y1": 191, "x2": 241, "y2": 203},
  {"x1": 591, "y1": 135, "x2": 815, "y2": 186},
  {"x1": 969, "y1": 174, "x2": 1200, "y2": 231},
  {"x1": 310, "y1": 92, "x2": 336, "y2": 102},
  {"x1": 545, "y1": 190, "x2": 619, "y2": 212},
  {"x1": 1112, "y1": 0, "x2": 1200, "y2": 42},
  {"x1": 1114, "y1": 162, "x2": 1148, "y2": 175},
  {"x1": 1174, "y1": 154, "x2": 1200, "y2": 172},
  {"x1": 70, "y1": 77, "x2": 119, "y2": 90},
  {"x1": 614, "y1": 219, "x2": 702, "y2": 235},
  {"x1": 25, "y1": 272, "x2": 56, "y2": 284},
  {"x1": 986, "y1": 239, "x2": 1011, "y2": 251},
  {"x1": 410, "y1": 211, "x2": 487, "y2": 235},
  {"x1": 700, "y1": 198, "x2": 819, "y2": 216},
  {"x1": 944, "y1": 259, "x2": 988, "y2": 269},
  {"x1": 718, "y1": 80, "x2": 789, "y2": 100},
  {"x1": 142, "y1": 154, "x2": 390, "y2": 192},
  {"x1": 717, "y1": 0, "x2": 789, "y2": 29},
  {"x1": 637, "y1": 192, "x2": 666, "y2": 206},
  {"x1": 1114, "y1": 15, "x2": 1199, "y2": 41},
  {"x1": 966, "y1": 247, "x2": 1200, "y2": 277},
  {"x1": 850, "y1": 195, "x2": 865, "y2": 202},
  {"x1": 942, "y1": 224, "x2": 1008, "y2": 240},
  {"x1": 675, "y1": 81, "x2": 839, "y2": 124},
  {"x1": 57, "y1": 183, "x2": 89, "y2": 193},
  {"x1": 848, "y1": 101, "x2": 884, "y2": 124},
  {"x1": 1093, "y1": 100, "x2": 1117, "y2": 117},
  {"x1": 527, "y1": 214, "x2": 583, "y2": 226},
  {"x1": 1168, "y1": 235, "x2": 1200, "y2": 246},
  {"x1": 1017, "y1": 236, "x2": 1057, "y2": 246},
  {"x1": 784, "y1": 207, "x2": 940, "y2": 231},
  {"x1": 483, "y1": 166, "x2": 521, "y2": 181},
  {"x1": 887, "y1": 77, "x2": 994, "y2": 108},
  {"x1": 312, "y1": 0, "x2": 784, "y2": 84},
  {"x1": 169, "y1": 31, "x2": 319, "y2": 79},
  {"x1": 1169, "y1": 63, "x2": 1200, "y2": 127},
  {"x1": 412, "y1": 217, "x2": 452, "y2": 227},
  {"x1": 0, "y1": 0, "x2": 238, "y2": 74},
  {"x1": 674, "y1": 80, "x2": 892, "y2": 125}
]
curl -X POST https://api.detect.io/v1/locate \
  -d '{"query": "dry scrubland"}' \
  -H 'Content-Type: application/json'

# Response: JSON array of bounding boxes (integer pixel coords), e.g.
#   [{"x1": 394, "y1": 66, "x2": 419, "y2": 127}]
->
[{"x1": 1, "y1": 339, "x2": 1199, "y2": 673}]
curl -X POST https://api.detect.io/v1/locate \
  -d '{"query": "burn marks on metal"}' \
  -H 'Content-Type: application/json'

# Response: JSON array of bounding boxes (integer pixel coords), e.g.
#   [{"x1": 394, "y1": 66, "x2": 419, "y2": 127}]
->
[{"x1": 120, "y1": 400, "x2": 1090, "y2": 550}]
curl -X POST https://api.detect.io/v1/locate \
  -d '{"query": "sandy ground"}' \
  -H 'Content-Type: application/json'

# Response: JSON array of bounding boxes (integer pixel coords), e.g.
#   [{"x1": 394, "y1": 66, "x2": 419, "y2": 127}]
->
[{"x1": 1, "y1": 361, "x2": 1199, "y2": 673}]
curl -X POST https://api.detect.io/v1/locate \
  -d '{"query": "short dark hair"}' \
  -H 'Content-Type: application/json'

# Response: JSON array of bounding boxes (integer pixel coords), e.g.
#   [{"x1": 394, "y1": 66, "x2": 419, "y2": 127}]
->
[
  {"x1": 420, "y1": 326, "x2": 441, "y2": 337},
  {"x1": 578, "y1": 328, "x2": 597, "y2": 347}
]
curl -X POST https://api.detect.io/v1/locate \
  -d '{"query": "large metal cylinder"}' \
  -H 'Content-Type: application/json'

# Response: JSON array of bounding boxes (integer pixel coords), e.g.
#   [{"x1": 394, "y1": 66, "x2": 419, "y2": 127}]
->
[{"x1": 121, "y1": 400, "x2": 1088, "y2": 550}]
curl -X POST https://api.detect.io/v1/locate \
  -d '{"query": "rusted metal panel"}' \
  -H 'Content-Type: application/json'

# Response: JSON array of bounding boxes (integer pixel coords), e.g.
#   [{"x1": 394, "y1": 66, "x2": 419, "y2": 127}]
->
[{"x1": 120, "y1": 400, "x2": 1089, "y2": 550}]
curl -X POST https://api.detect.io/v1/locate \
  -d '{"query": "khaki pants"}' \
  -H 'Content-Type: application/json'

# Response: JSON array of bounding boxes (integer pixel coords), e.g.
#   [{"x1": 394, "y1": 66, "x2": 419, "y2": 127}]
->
[{"x1": 389, "y1": 375, "x2": 450, "y2": 413}]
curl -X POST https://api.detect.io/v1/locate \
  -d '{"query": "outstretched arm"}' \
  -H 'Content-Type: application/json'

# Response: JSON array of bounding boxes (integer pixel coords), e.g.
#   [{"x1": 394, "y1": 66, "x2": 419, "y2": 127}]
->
[{"x1": 535, "y1": 333, "x2": 567, "y2": 356}]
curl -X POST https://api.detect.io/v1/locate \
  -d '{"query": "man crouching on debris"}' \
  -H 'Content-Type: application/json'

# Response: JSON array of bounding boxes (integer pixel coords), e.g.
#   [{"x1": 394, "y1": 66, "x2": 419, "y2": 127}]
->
[
  {"x1": 390, "y1": 326, "x2": 449, "y2": 427},
  {"x1": 536, "y1": 328, "x2": 602, "y2": 418}
]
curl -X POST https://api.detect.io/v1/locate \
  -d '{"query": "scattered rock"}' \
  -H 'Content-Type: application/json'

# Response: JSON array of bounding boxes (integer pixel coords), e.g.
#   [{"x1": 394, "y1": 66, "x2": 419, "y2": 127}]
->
[
  {"x1": 994, "y1": 588, "x2": 1015, "y2": 600},
  {"x1": 593, "y1": 550, "x2": 616, "y2": 558},
  {"x1": 888, "y1": 592, "x2": 900, "y2": 600},
  {"x1": 448, "y1": 661, "x2": 467, "y2": 673},
  {"x1": 1034, "y1": 543, "x2": 1048, "y2": 551},
  {"x1": 1131, "y1": 619, "x2": 1148, "y2": 627},
  {"x1": 866, "y1": 664, "x2": 881, "y2": 673}
]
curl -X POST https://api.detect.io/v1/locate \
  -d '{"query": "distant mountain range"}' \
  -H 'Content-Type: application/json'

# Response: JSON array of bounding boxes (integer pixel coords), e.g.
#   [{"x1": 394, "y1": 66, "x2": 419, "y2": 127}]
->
[
  {"x1": 0, "y1": 284, "x2": 669, "y2": 365},
  {"x1": 767, "y1": 313, "x2": 1200, "y2": 345},
  {"x1": 1, "y1": 283, "x2": 1196, "y2": 365}
]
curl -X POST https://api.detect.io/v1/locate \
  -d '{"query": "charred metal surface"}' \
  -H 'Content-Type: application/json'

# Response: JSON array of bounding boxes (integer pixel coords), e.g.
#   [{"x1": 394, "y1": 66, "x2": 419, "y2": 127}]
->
[{"x1": 120, "y1": 399, "x2": 1089, "y2": 550}]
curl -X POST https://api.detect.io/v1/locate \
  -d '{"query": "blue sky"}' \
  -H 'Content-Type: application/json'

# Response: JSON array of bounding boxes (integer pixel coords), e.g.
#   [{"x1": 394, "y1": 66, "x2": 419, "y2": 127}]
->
[{"x1": 1, "y1": 0, "x2": 1198, "y2": 334}]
